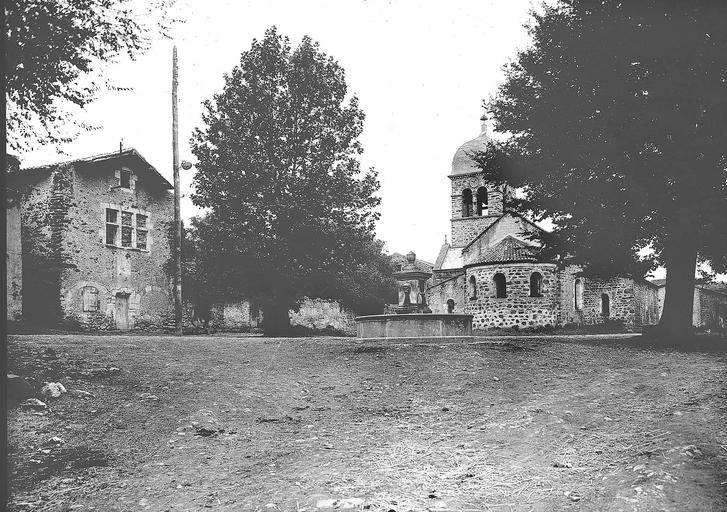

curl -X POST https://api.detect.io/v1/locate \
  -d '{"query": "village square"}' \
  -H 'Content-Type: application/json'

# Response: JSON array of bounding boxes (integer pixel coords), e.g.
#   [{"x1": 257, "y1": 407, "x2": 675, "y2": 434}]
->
[{"x1": 4, "y1": 1, "x2": 727, "y2": 511}]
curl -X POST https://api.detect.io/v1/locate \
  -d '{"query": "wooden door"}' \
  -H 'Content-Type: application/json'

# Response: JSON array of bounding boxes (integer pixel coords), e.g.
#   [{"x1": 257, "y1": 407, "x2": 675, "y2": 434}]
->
[{"x1": 115, "y1": 294, "x2": 130, "y2": 330}]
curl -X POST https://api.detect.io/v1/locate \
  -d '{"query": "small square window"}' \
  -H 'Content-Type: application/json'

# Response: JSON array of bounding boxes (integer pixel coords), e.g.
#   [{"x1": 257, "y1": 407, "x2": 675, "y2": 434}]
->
[
  {"x1": 106, "y1": 224, "x2": 118, "y2": 245},
  {"x1": 120, "y1": 169, "x2": 131, "y2": 189},
  {"x1": 136, "y1": 215, "x2": 147, "y2": 229},
  {"x1": 121, "y1": 226, "x2": 133, "y2": 247},
  {"x1": 106, "y1": 208, "x2": 118, "y2": 223},
  {"x1": 122, "y1": 211, "x2": 133, "y2": 226},
  {"x1": 137, "y1": 230, "x2": 147, "y2": 250}
]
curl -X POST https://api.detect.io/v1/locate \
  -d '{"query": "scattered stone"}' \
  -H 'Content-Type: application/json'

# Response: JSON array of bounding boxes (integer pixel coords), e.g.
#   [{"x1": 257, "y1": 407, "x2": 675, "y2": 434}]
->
[
  {"x1": 139, "y1": 393, "x2": 159, "y2": 401},
  {"x1": 553, "y1": 461, "x2": 572, "y2": 468},
  {"x1": 41, "y1": 382, "x2": 67, "y2": 399},
  {"x1": 70, "y1": 390, "x2": 95, "y2": 399},
  {"x1": 20, "y1": 398, "x2": 48, "y2": 411},
  {"x1": 493, "y1": 376, "x2": 500, "y2": 381},
  {"x1": 44, "y1": 436, "x2": 64, "y2": 446},
  {"x1": 316, "y1": 498, "x2": 364, "y2": 509}
]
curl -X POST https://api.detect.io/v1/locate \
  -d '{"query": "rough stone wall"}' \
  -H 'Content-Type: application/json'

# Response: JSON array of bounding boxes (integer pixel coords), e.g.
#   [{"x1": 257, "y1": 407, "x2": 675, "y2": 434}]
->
[
  {"x1": 59, "y1": 162, "x2": 174, "y2": 330},
  {"x1": 6, "y1": 197, "x2": 22, "y2": 321},
  {"x1": 449, "y1": 174, "x2": 506, "y2": 247},
  {"x1": 579, "y1": 278, "x2": 636, "y2": 329},
  {"x1": 432, "y1": 269, "x2": 463, "y2": 284},
  {"x1": 290, "y1": 297, "x2": 356, "y2": 333},
  {"x1": 464, "y1": 263, "x2": 559, "y2": 329},
  {"x1": 210, "y1": 301, "x2": 261, "y2": 331},
  {"x1": 696, "y1": 289, "x2": 727, "y2": 330},
  {"x1": 427, "y1": 274, "x2": 465, "y2": 314},
  {"x1": 451, "y1": 216, "x2": 499, "y2": 247},
  {"x1": 210, "y1": 298, "x2": 354, "y2": 333},
  {"x1": 12, "y1": 169, "x2": 60, "y2": 324}
]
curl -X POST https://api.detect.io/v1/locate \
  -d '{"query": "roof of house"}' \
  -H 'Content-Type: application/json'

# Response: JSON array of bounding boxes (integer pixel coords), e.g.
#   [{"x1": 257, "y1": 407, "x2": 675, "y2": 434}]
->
[
  {"x1": 18, "y1": 148, "x2": 173, "y2": 189},
  {"x1": 649, "y1": 278, "x2": 667, "y2": 287}
]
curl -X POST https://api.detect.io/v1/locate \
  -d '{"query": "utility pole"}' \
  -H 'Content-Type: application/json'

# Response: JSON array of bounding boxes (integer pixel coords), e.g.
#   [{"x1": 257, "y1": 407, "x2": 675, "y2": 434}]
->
[{"x1": 172, "y1": 45, "x2": 182, "y2": 336}]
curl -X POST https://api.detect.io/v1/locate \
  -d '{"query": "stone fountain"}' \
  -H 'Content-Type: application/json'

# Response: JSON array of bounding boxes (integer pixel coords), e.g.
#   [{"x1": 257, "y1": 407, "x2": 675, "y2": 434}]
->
[{"x1": 355, "y1": 251, "x2": 473, "y2": 339}]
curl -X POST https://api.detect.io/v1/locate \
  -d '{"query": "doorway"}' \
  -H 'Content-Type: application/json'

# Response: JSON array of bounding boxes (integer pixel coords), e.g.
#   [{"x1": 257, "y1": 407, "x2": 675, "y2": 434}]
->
[{"x1": 115, "y1": 293, "x2": 131, "y2": 330}]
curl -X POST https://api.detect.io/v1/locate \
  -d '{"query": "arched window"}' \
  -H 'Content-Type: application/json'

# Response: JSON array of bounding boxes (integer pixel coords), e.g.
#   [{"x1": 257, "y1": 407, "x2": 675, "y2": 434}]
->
[
  {"x1": 462, "y1": 189, "x2": 473, "y2": 217},
  {"x1": 601, "y1": 293, "x2": 610, "y2": 317},
  {"x1": 476, "y1": 186, "x2": 488, "y2": 215},
  {"x1": 82, "y1": 286, "x2": 99, "y2": 312},
  {"x1": 469, "y1": 275, "x2": 477, "y2": 299},
  {"x1": 529, "y1": 272, "x2": 543, "y2": 297},
  {"x1": 574, "y1": 279, "x2": 584, "y2": 310},
  {"x1": 494, "y1": 273, "x2": 507, "y2": 298},
  {"x1": 447, "y1": 299, "x2": 455, "y2": 313}
]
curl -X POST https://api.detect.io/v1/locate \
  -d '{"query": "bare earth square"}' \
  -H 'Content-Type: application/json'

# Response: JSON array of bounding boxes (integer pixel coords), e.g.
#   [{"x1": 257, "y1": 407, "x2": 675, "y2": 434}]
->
[{"x1": 7, "y1": 334, "x2": 727, "y2": 511}]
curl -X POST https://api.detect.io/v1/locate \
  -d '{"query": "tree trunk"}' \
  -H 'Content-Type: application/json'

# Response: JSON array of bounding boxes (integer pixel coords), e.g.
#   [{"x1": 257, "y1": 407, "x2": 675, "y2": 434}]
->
[
  {"x1": 654, "y1": 214, "x2": 698, "y2": 342},
  {"x1": 261, "y1": 300, "x2": 294, "y2": 337}
]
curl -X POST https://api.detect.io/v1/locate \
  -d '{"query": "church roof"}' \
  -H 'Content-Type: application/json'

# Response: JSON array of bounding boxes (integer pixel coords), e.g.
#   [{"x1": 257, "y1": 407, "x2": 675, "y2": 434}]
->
[
  {"x1": 450, "y1": 115, "x2": 491, "y2": 176},
  {"x1": 467, "y1": 235, "x2": 537, "y2": 266}
]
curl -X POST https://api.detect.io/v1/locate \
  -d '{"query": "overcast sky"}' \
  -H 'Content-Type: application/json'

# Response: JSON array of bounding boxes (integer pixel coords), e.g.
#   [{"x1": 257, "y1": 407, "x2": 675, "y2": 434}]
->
[{"x1": 17, "y1": 0, "x2": 541, "y2": 263}]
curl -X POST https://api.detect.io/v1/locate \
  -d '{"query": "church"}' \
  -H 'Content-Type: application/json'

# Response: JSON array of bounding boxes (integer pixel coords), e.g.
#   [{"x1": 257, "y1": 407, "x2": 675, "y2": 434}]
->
[{"x1": 423, "y1": 115, "x2": 660, "y2": 331}]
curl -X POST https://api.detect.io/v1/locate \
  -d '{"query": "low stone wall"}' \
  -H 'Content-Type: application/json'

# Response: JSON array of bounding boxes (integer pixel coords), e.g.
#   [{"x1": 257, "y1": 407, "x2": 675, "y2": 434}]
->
[{"x1": 289, "y1": 297, "x2": 356, "y2": 334}]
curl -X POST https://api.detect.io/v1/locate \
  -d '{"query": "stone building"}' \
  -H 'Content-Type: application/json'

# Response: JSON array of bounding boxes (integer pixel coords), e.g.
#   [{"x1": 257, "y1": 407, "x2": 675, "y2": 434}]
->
[
  {"x1": 652, "y1": 279, "x2": 727, "y2": 331},
  {"x1": 6, "y1": 154, "x2": 23, "y2": 321},
  {"x1": 425, "y1": 115, "x2": 660, "y2": 331},
  {"x1": 7, "y1": 148, "x2": 174, "y2": 330}
]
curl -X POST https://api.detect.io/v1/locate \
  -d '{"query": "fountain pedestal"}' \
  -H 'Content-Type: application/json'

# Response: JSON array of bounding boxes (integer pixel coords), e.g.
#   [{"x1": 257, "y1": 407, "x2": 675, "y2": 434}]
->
[{"x1": 355, "y1": 251, "x2": 473, "y2": 339}]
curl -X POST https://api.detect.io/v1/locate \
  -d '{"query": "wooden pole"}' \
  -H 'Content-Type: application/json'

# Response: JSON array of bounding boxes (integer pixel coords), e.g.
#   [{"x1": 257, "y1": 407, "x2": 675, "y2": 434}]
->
[{"x1": 172, "y1": 45, "x2": 182, "y2": 335}]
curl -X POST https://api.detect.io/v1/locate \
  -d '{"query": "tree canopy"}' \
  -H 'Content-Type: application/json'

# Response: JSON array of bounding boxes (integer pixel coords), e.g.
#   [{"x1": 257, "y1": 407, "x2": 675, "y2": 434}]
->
[
  {"x1": 5, "y1": 0, "x2": 176, "y2": 151},
  {"x1": 190, "y1": 27, "x2": 392, "y2": 335},
  {"x1": 478, "y1": 0, "x2": 727, "y2": 336}
]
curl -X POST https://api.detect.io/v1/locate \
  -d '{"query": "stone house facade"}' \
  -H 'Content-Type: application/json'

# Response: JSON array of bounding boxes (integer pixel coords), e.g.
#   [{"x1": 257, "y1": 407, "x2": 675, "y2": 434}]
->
[
  {"x1": 7, "y1": 148, "x2": 174, "y2": 330},
  {"x1": 425, "y1": 116, "x2": 660, "y2": 331}
]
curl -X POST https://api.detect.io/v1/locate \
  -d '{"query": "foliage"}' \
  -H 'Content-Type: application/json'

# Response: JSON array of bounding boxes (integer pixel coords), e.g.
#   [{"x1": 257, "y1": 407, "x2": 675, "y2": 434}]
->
[
  {"x1": 476, "y1": 0, "x2": 727, "y2": 335},
  {"x1": 5, "y1": 0, "x2": 177, "y2": 151},
  {"x1": 190, "y1": 28, "x2": 389, "y2": 334}
]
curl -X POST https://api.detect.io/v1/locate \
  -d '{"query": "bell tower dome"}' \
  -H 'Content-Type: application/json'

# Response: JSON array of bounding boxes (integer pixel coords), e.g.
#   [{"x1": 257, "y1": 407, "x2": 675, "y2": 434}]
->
[{"x1": 448, "y1": 113, "x2": 510, "y2": 247}]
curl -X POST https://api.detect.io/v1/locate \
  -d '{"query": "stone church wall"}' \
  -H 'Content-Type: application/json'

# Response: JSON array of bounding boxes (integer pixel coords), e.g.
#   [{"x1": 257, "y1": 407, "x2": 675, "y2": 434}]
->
[
  {"x1": 450, "y1": 216, "x2": 498, "y2": 248},
  {"x1": 427, "y1": 274, "x2": 466, "y2": 314},
  {"x1": 464, "y1": 263, "x2": 559, "y2": 329}
]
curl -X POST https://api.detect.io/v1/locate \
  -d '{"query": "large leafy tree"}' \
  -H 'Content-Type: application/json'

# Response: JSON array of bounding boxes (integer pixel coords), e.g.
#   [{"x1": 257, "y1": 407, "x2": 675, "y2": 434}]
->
[
  {"x1": 5, "y1": 0, "x2": 176, "y2": 151},
  {"x1": 191, "y1": 28, "x2": 386, "y2": 336},
  {"x1": 478, "y1": 0, "x2": 727, "y2": 339}
]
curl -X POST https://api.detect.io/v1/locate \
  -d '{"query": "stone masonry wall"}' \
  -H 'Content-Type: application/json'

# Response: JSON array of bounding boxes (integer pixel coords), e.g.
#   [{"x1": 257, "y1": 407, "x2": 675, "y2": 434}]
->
[
  {"x1": 465, "y1": 263, "x2": 559, "y2": 329},
  {"x1": 290, "y1": 297, "x2": 356, "y2": 334},
  {"x1": 451, "y1": 216, "x2": 499, "y2": 248},
  {"x1": 427, "y1": 273, "x2": 466, "y2": 314},
  {"x1": 449, "y1": 174, "x2": 506, "y2": 247},
  {"x1": 59, "y1": 161, "x2": 174, "y2": 330},
  {"x1": 12, "y1": 169, "x2": 61, "y2": 324},
  {"x1": 697, "y1": 289, "x2": 727, "y2": 330}
]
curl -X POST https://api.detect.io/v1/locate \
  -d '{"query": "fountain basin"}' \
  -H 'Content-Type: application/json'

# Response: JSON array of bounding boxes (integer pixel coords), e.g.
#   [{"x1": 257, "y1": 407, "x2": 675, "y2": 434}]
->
[{"x1": 355, "y1": 313, "x2": 473, "y2": 339}]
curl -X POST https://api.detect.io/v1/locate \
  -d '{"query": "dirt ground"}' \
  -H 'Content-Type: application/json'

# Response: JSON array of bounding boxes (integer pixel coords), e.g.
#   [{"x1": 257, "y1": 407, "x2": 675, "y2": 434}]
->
[{"x1": 6, "y1": 334, "x2": 727, "y2": 511}]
